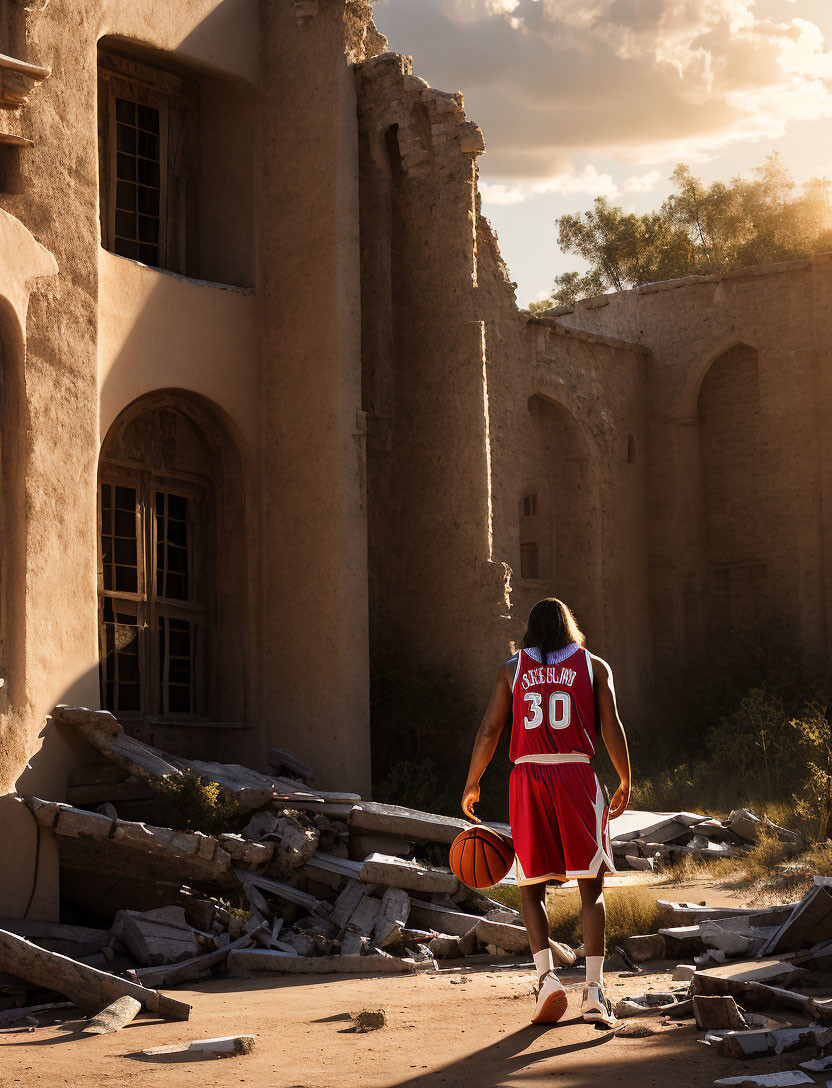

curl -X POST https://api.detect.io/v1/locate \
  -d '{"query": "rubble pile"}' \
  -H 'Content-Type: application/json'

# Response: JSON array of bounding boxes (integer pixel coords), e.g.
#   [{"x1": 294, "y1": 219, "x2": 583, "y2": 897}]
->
[
  {"x1": 0, "y1": 703, "x2": 819, "y2": 1054},
  {"x1": 614, "y1": 879, "x2": 832, "y2": 1072},
  {"x1": 0, "y1": 705, "x2": 578, "y2": 1031},
  {"x1": 611, "y1": 809, "x2": 805, "y2": 873}
]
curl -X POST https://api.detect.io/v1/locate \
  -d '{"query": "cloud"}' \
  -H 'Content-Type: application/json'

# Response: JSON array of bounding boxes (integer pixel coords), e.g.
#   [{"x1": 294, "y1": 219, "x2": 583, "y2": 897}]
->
[
  {"x1": 622, "y1": 170, "x2": 663, "y2": 193},
  {"x1": 374, "y1": 0, "x2": 832, "y2": 180},
  {"x1": 479, "y1": 181, "x2": 527, "y2": 204},
  {"x1": 480, "y1": 164, "x2": 621, "y2": 205},
  {"x1": 531, "y1": 164, "x2": 619, "y2": 197}
]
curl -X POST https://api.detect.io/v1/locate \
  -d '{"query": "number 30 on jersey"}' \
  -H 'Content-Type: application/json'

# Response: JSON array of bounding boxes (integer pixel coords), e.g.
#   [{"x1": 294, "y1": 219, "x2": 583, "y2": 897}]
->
[{"x1": 523, "y1": 691, "x2": 571, "y2": 731}]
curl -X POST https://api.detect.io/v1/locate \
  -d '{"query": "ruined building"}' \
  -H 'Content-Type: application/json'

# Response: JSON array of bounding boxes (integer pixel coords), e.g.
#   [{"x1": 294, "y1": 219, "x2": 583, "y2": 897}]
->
[{"x1": 1, "y1": 0, "x2": 830, "y2": 916}]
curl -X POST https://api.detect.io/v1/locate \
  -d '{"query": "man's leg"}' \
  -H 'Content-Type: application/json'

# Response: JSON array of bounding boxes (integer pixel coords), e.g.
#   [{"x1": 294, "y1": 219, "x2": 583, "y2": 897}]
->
[
  {"x1": 521, "y1": 880, "x2": 567, "y2": 1024},
  {"x1": 520, "y1": 880, "x2": 551, "y2": 976},
  {"x1": 578, "y1": 871, "x2": 613, "y2": 1023},
  {"x1": 578, "y1": 872, "x2": 605, "y2": 961}
]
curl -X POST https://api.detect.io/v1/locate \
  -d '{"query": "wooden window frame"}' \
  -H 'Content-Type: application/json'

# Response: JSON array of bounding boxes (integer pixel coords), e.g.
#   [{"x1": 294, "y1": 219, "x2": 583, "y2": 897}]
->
[
  {"x1": 98, "y1": 464, "x2": 207, "y2": 724},
  {"x1": 98, "y1": 51, "x2": 197, "y2": 276}
]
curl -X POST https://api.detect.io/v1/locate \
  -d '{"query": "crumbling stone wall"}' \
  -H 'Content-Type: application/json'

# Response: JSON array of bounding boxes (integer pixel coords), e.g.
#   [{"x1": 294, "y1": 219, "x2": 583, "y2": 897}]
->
[{"x1": 357, "y1": 52, "x2": 651, "y2": 737}]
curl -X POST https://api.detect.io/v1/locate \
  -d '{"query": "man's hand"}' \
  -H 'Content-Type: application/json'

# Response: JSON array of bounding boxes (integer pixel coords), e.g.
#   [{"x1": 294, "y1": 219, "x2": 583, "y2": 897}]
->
[
  {"x1": 461, "y1": 782, "x2": 481, "y2": 823},
  {"x1": 609, "y1": 779, "x2": 630, "y2": 819}
]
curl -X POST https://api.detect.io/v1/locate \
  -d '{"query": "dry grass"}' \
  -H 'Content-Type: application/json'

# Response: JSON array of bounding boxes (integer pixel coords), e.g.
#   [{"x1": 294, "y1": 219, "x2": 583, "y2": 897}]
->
[
  {"x1": 658, "y1": 830, "x2": 832, "y2": 905},
  {"x1": 485, "y1": 883, "x2": 662, "y2": 946}
]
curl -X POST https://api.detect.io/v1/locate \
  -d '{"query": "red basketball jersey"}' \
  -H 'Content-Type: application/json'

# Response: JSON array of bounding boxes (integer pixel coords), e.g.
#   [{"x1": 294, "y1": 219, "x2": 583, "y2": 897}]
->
[{"x1": 509, "y1": 645, "x2": 598, "y2": 761}]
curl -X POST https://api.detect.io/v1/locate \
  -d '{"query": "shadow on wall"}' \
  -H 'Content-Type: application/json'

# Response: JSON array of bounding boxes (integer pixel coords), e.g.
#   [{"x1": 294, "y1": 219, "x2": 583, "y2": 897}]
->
[{"x1": 2, "y1": 663, "x2": 104, "y2": 922}]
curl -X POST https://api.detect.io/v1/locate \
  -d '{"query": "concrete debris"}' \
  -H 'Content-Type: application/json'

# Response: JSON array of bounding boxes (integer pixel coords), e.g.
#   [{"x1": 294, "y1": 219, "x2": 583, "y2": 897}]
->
[
  {"x1": 799, "y1": 1057, "x2": 832, "y2": 1072},
  {"x1": 82, "y1": 995, "x2": 142, "y2": 1035},
  {"x1": 714, "y1": 1024, "x2": 832, "y2": 1060},
  {"x1": 113, "y1": 907, "x2": 199, "y2": 966},
  {"x1": 140, "y1": 1035, "x2": 256, "y2": 1059},
  {"x1": 693, "y1": 996, "x2": 748, "y2": 1030},
  {"x1": 609, "y1": 808, "x2": 803, "y2": 873},
  {"x1": 760, "y1": 884, "x2": 832, "y2": 957},
  {"x1": 350, "y1": 1008, "x2": 386, "y2": 1032},
  {"x1": 0, "y1": 926, "x2": 191, "y2": 1020},
  {"x1": 713, "y1": 1074, "x2": 813, "y2": 1088}
]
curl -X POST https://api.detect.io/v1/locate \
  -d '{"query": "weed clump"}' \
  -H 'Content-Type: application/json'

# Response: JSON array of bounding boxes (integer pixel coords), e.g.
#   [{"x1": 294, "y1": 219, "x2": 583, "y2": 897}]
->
[{"x1": 152, "y1": 771, "x2": 238, "y2": 836}]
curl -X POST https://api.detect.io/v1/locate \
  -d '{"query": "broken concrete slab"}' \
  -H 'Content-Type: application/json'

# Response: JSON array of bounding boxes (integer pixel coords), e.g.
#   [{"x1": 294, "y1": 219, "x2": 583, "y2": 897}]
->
[
  {"x1": 715, "y1": 1024, "x2": 832, "y2": 1060},
  {"x1": 129, "y1": 932, "x2": 259, "y2": 989},
  {"x1": 348, "y1": 801, "x2": 470, "y2": 845},
  {"x1": 799, "y1": 1057, "x2": 832, "y2": 1072},
  {"x1": 693, "y1": 996, "x2": 748, "y2": 1030},
  {"x1": 700, "y1": 922, "x2": 753, "y2": 957},
  {"x1": 714, "y1": 1074, "x2": 813, "y2": 1088},
  {"x1": 82, "y1": 995, "x2": 142, "y2": 1035},
  {"x1": 140, "y1": 1035, "x2": 256, "y2": 1059},
  {"x1": 51, "y1": 705, "x2": 328, "y2": 814},
  {"x1": 619, "y1": 934, "x2": 667, "y2": 962},
  {"x1": 217, "y1": 835, "x2": 275, "y2": 868},
  {"x1": 694, "y1": 960, "x2": 811, "y2": 992},
  {"x1": 360, "y1": 853, "x2": 459, "y2": 895},
  {"x1": 371, "y1": 888, "x2": 411, "y2": 948},
  {"x1": 113, "y1": 908, "x2": 199, "y2": 967},
  {"x1": 0, "y1": 926, "x2": 190, "y2": 1020},
  {"x1": 473, "y1": 918, "x2": 529, "y2": 954},
  {"x1": 760, "y1": 885, "x2": 832, "y2": 957},
  {"x1": 408, "y1": 900, "x2": 481, "y2": 938},
  {"x1": 331, "y1": 881, "x2": 368, "y2": 930}
]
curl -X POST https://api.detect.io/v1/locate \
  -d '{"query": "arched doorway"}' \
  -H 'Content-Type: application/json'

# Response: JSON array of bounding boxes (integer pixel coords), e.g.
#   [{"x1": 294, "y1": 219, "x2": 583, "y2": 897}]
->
[
  {"x1": 698, "y1": 343, "x2": 766, "y2": 640},
  {"x1": 98, "y1": 394, "x2": 248, "y2": 731}
]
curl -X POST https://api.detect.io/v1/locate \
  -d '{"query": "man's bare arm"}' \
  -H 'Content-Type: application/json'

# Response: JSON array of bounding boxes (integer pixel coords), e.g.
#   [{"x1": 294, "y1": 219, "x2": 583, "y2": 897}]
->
[
  {"x1": 461, "y1": 660, "x2": 514, "y2": 821},
  {"x1": 592, "y1": 655, "x2": 631, "y2": 818}
]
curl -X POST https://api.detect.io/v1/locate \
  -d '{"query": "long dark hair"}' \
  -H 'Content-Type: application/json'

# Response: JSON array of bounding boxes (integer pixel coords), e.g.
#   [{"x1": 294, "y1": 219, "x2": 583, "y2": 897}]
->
[{"x1": 522, "y1": 598, "x2": 585, "y2": 661}]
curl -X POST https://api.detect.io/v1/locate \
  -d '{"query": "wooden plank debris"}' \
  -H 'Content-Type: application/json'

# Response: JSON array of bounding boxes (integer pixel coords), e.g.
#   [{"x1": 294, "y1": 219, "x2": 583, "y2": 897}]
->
[{"x1": 0, "y1": 927, "x2": 191, "y2": 1020}]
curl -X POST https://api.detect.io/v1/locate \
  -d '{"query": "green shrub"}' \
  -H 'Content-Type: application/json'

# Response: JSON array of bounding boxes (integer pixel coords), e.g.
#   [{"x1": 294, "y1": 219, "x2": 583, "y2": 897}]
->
[{"x1": 152, "y1": 771, "x2": 237, "y2": 836}]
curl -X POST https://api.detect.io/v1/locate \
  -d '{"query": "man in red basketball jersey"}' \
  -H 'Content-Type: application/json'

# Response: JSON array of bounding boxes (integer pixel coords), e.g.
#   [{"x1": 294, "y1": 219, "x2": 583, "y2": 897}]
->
[{"x1": 462, "y1": 598, "x2": 631, "y2": 1025}]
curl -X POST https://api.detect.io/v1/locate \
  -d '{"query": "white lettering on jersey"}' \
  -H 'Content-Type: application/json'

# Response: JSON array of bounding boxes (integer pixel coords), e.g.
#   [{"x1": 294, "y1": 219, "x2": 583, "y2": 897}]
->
[{"x1": 521, "y1": 665, "x2": 577, "y2": 691}]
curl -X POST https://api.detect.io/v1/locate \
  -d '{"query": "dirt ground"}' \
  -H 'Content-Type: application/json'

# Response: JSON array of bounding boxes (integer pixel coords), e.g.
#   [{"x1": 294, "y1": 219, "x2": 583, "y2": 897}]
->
[{"x1": 0, "y1": 881, "x2": 815, "y2": 1088}]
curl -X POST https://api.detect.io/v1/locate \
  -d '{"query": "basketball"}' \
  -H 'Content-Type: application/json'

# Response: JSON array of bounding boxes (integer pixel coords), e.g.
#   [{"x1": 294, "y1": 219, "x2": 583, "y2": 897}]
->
[{"x1": 449, "y1": 825, "x2": 515, "y2": 889}]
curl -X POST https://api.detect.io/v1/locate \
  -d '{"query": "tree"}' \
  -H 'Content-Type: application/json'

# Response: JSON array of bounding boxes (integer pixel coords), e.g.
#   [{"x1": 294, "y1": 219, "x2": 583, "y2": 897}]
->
[{"x1": 531, "y1": 155, "x2": 832, "y2": 311}]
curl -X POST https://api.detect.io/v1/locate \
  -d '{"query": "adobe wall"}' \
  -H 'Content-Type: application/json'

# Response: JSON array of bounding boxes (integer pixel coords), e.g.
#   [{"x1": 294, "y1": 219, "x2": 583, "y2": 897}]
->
[
  {"x1": 357, "y1": 54, "x2": 651, "y2": 744},
  {"x1": 0, "y1": 0, "x2": 384, "y2": 914},
  {"x1": 556, "y1": 259, "x2": 832, "y2": 700}
]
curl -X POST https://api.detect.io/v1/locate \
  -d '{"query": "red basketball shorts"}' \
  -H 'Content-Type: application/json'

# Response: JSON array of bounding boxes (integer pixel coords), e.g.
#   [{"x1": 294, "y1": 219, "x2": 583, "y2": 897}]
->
[{"x1": 508, "y1": 760, "x2": 615, "y2": 885}]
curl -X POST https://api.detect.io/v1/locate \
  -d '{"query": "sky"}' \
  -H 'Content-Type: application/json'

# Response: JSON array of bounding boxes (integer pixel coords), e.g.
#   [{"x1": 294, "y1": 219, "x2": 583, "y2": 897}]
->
[{"x1": 372, "y1": 0, "x2": 832, "y2": 306}]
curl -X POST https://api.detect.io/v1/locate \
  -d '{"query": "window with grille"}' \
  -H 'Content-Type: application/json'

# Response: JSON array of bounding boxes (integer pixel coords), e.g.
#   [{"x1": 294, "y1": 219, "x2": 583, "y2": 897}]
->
[
  {"x1": 99, "y1": 473, "x2": 204, "y2": 720},
  {"x1": 113, "y1": 98, "x2": 162, "y2": 265},
  {"x1": 98, "y1": 51, "x2": 193, "y2": 274}
]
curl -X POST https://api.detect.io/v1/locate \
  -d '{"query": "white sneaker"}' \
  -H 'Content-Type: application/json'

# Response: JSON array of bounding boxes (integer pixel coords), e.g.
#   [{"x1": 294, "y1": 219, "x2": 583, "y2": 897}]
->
[
  {"x1": 531, "y1": 970, "x2": 568, "y2": 1024},
  {"x1": 581, "y1": 981, "x2": 615, "y2": 1025}
]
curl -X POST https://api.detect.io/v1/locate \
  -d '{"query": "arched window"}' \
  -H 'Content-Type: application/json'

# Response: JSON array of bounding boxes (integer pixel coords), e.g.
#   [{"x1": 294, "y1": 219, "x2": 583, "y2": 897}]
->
[{"x1": 99, "y1": 405, "x2": 214, "y2": 719}]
